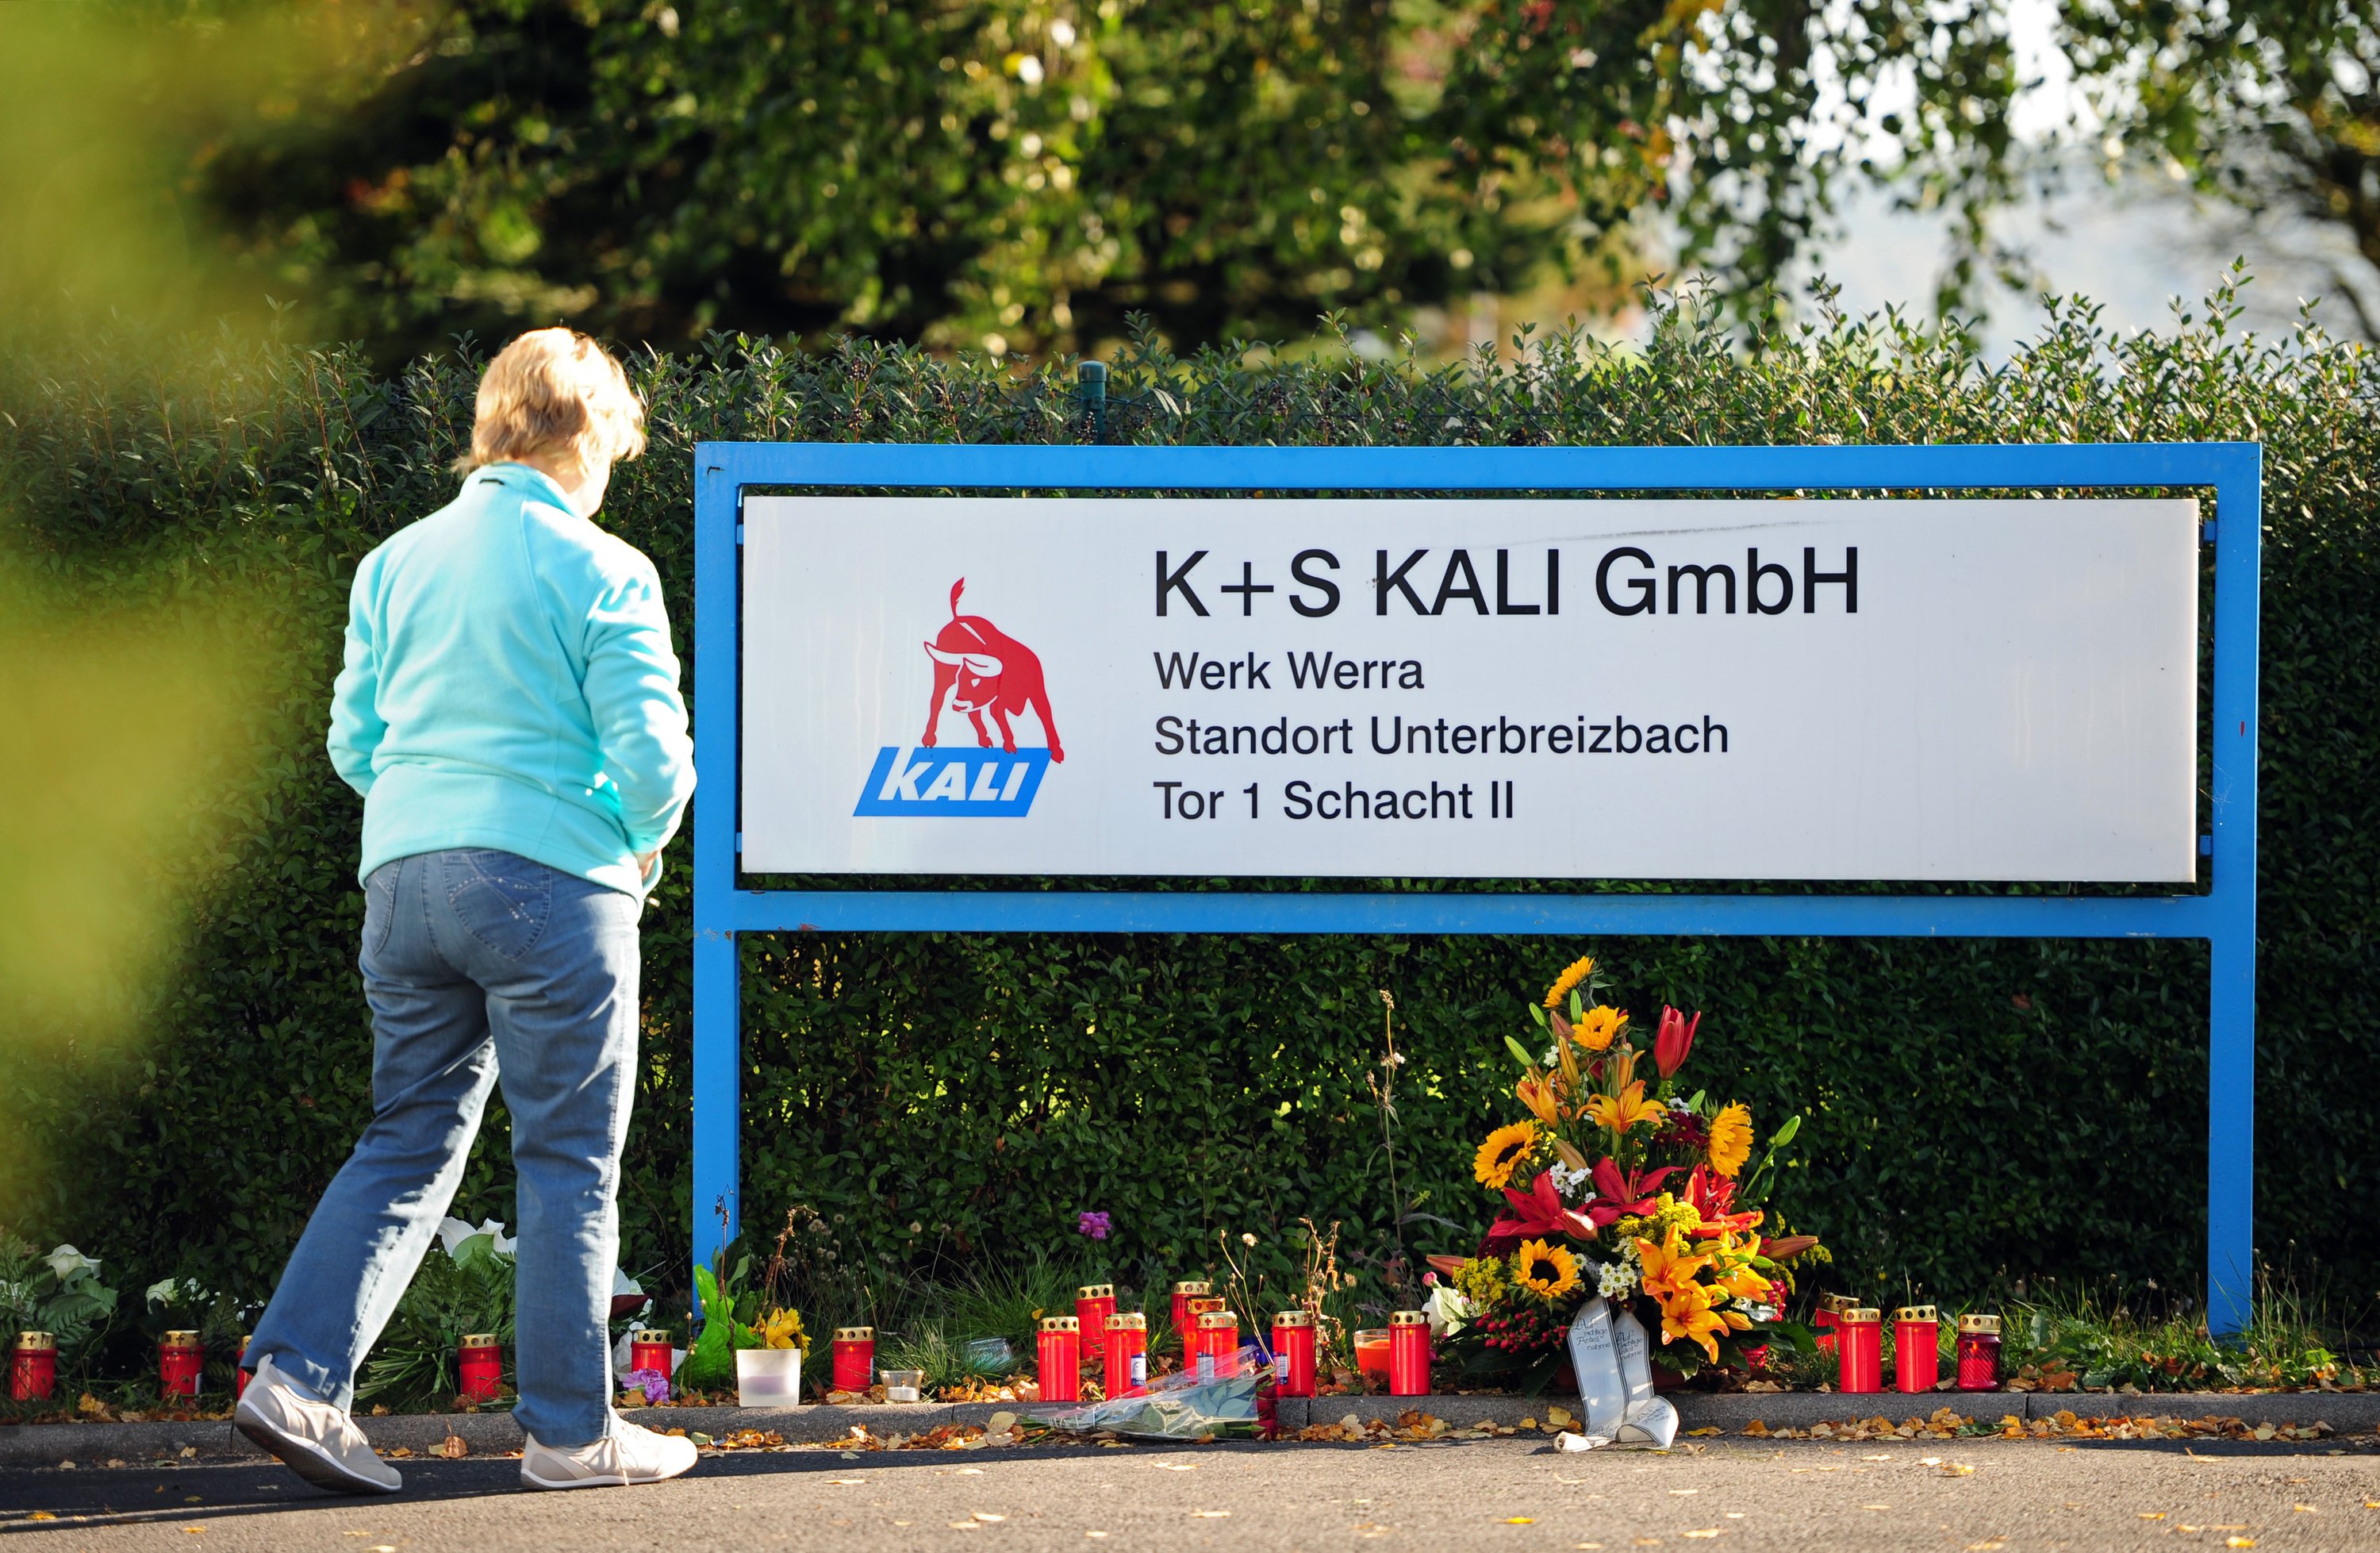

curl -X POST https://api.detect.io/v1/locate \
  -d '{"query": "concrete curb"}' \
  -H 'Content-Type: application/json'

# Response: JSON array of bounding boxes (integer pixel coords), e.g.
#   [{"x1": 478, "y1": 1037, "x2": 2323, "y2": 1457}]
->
[{"x1": 4, "y1": 1390, "x2": 2374, "y2": 1468}]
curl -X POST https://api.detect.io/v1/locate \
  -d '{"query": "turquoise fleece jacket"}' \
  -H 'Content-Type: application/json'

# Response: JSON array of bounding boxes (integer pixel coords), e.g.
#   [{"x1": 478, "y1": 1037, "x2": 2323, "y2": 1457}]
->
[{"x1": 327, "y1": 463, "x2": 695, "y2": 898}]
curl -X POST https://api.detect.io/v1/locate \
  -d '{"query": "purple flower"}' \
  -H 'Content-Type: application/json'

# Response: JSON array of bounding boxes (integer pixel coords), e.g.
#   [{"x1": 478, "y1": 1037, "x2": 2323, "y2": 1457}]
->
[
  {"x1": 1077, "y1": 1210, "x2": 1111, "y2": 1241},
  {"x1": 622, "y1": 1367, "x2": 670, "y2": 1405}
]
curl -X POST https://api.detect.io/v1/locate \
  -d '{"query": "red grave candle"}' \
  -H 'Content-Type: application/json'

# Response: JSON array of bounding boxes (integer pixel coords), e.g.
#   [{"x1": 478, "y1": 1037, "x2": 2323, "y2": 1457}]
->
[
  {"x1": 1271, "y1": 1310, "x2": 1317, "y2": 1398},
  {"x1": 1170, "y1": 1282, "x2": 1212, "y2": 1363},
  {"x1": 1195, "y1": 1311, "x2": 1238, "y2": 1382},
  {"x1": 1836, "y1": 1308, "x2": 1883, "y2": 1394},
  {"x1": 1388, "y1": 1310, "x2": 1431, "y2": 1397},
  {"x1": 457, "y1": 1334, "x2": 503, "y2": 1402},
  {"x1": 831, "y1": 1326, "x2": 876, "y2": 1393},
  {"x1": 1814, "y1": 1294, "x2": 1855, "y2": 1356},
  {"x1": 10, "y1": 1331, "x2": 56, "y2": 1402},
  {"x1": 1956, "y1": 1313, "x2": 2002, "y2": 1391},
  {"x1": 1893, "y1": 1305, "x2": 1940, "y2": 1393},
  {"x1": 1038, "y1": 1317, "x2": 1081, "y2": 1401},
  {"x1": 159, "y1": 1331, "x2": 203, "y2": 1399},
  {"x1": 1104, "y1": 1312, "x2": 1147, "y2": 1397},
  {"x1": 1076, "y1": 1284, "x2": 1117, "y2": 1349},
  {"x1": 630, "y1": 1328, "x2": 674, "y2": 1386}
]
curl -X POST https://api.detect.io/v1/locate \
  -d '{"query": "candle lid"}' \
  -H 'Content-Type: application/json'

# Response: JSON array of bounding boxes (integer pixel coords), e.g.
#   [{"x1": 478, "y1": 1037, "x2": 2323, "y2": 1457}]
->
[
  {"x1": 1078, "y1": 1283, "x2": 1115, "y2": 1300},
  {"x1": 834, "y1": 1326, "x2": 874, "y2": 1342},
  {"x1": 1041, "y1": 1315, "x2": 1081, "y2": 1332},
  {"x1": 1957, "y1": 1313, "x2": 2002, "y2": 1334},
  {"x1": 459, "y1": 1332, "x2": 501, "y2": 1348},
  {"x1": 630, "y1": 1328, "x2": 672, "y2": 1345},
  {"x1": 1894, "y1": 1305, "x2": 1937, "y2": 1323},
  {"x1": 13, "y1": 1331, "x2": 56, "y2": 1351},
  {"x1": 1837, "y1": 1307, "x2": 1881, "y2": 1324},
  {"x1": 1389, "y1": 1309, "x2": 1429, "y2": 1327},
  {"x1": 1187, "y1": 1295, "x2": 1226, "y2": 1315},
  {"x1": 1171, "y1": 1280, "x2": 1211, "y2": 1296},
  {"x1": 159, "y1": 1330, "x2": 201, "y2": 1348},
  {"x1": 1107, "y1": 1312, "x2": 1146, "y2": 1331},
  {"x1": 1196, "y1": 1310, "x2": 1238, "y2": 1330},
  {"x1": 1273, "y1": 1309, "x2": 1315, "y2": 1328},
  {"x1": 1818, "y1": 1294, "x2": 1858, "y2": 1313}
]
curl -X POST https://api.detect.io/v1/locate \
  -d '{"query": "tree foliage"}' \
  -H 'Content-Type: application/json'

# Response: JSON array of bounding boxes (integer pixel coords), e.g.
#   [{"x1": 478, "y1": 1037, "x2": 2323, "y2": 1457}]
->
[{"x1": 2, "y1": 283, "x2": 2375, "y2": 1331}]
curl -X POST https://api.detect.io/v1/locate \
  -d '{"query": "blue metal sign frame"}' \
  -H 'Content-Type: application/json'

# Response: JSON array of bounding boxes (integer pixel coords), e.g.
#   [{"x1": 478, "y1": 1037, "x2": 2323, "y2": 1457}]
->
[{"x1": 691, "y1": 441, "x2": 2261, "y2": 1332}]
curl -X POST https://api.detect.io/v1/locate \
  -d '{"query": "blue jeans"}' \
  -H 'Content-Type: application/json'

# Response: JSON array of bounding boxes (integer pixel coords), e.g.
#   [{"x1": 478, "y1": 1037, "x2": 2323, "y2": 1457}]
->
[{"x1": 248, "y1": 848, "x2": 642, "y2": 1446}]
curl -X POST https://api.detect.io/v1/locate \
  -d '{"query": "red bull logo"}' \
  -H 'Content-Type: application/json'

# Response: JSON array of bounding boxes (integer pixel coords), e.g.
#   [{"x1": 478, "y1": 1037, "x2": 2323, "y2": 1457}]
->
[{"x1": 854, "y1": 579, "x2": 1061, "y2": 817}]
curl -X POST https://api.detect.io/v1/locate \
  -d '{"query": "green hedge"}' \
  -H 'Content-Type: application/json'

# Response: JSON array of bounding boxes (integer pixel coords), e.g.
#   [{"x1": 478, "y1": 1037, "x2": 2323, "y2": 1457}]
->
[{"x1": 3, "y1": 288, "x2": 2375, "y2": 1343}]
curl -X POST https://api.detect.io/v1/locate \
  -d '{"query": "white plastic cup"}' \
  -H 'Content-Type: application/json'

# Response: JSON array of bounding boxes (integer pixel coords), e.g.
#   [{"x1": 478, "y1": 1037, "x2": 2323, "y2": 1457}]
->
[{"x1": 735, "y1": 1347, "x2": 804, "y2": 1408}]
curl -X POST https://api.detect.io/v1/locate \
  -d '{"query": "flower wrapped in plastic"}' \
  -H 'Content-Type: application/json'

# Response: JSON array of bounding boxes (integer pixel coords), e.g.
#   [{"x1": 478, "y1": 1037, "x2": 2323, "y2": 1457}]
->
[{"x1": 1027, "y1": 1343, "x2": 1276, "y2": 1441}]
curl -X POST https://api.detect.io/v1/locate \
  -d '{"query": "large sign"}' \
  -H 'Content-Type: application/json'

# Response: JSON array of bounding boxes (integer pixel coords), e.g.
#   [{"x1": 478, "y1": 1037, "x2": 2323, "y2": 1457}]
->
[{"x1": 741, "y1": 496, "x2": 2198, "y2": 882}]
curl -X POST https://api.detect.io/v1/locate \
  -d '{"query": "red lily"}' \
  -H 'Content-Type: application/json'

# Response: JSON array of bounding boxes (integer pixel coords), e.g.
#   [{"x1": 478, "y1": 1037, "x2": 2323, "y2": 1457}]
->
[
  {"x1": 1490, "y1": 1170, "x2": 1599, "y2": 1242},
  {"x1": 1654, "y1": 1005, "x2": 1702, "y2": 1077},
  {"x1": 1683, "y1": 1163, "x2": 1764, "y2": 1237},
  {"x1": 1583, "y1": 1157, "x2": 1679, "y2": 1227}
]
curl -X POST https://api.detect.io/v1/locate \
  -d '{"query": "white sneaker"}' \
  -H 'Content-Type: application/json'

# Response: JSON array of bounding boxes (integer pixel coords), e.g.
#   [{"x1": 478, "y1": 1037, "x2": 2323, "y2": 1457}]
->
[
  {"x1": 234, "y1": 1355, "x2": 401, "y2": 1495},
  {"x1": 520, "y1": 1416, "x2": 700, "y2": 1490}
]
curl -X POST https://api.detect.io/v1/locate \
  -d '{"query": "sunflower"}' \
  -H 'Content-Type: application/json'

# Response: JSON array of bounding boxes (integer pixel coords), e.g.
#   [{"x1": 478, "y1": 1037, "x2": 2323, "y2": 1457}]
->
[
  {"x1": 1513, "y1": 1238, "x2": 1582, "y2": 1299},
  {"x1": 1569, "y1": 1005, "x2": 1630, "y2": 1051},
  {"x1": 1707, "y1": 1101, "x2": 1754, "y2": 1178},
  {"x1": 1542, "y1": 955, "x2": 1596, "y2": 1009},
  {"x1": 1473, "y1": 1121, "x2": 1537, "y2": 1189}
]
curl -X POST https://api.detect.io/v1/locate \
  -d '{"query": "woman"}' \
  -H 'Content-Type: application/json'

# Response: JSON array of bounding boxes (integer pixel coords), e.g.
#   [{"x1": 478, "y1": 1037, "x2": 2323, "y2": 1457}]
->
[{"x1": 236, "y1": 329, "x2": 698, "y2": 1493}]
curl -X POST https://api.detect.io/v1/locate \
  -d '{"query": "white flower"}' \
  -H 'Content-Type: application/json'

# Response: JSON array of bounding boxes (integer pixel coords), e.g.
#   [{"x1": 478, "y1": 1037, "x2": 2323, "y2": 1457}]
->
[
  {"x1": 44, "y1": 1246, "x2": 98, "y2": 1283},
  {"x1": 1540, "y1": 1044, "x2": 1559, "y2": 1066},
  {"x1": 1594, "y1": 1259, "x2": 1639, "y2": 1297},
  {"x1": 144, "y1": 1277, "x2": 182, "y2": 1309},
  {"x1": 1546, "y1": 1161, "x2": 1593, "y2": 1201},
  {"x1": 1422, "y1": 1284, "x2": 1472, "y2": 1337},
  {"x1": 436, "y1": 1217, "x2": 517, "y2": 1258},
  {"x1": 1667, "y1": 1097, "x2": 1694, "y2": 1113},
  {"x1": 1745, "y1": 1304, "x2": 1779, "y2": 1324}
]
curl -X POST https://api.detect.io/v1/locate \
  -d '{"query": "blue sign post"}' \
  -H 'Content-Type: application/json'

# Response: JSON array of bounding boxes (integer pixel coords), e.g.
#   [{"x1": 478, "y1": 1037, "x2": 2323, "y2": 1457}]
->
[{"x1": 690, "y1": 441, "x2": 2261, "y2": 1332}]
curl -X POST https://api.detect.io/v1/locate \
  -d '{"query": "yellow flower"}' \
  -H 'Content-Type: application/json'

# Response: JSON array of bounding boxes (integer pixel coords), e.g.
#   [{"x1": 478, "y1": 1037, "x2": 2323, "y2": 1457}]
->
[
  {"x1": 756, "y1": 1308, "x2": 807, "y2": 1351},
  {"x1": 1473, "y1": 1121, "x2": 1537, "y2": 1189},
  {"x1": 1708, "y1": 1102, "x2": 1753, "y2": 1178},
  {"x1": 1570, "y1": 1005, "x2": 1629, "y2": 1051},
  {"x1": 1657, "y1": 1286, "x2": 1729, "y2": 1363},
  {"x1": 1585, "y1": 1079, "x2": 1664, "y2": 1135},
  {"x1": 1516, "y1": 1074, "x2": 1562, "y2": 1126},
  {"x1": 1513, "y1": 1239, "x2": 1582, "y2": 1300},
  {"x1": 1634, "y1": 1224, "x2": 1713, "y2": 1302},
  {"x1": 1542, "y1": 955, "x2": 1596, "y2": 1009}
]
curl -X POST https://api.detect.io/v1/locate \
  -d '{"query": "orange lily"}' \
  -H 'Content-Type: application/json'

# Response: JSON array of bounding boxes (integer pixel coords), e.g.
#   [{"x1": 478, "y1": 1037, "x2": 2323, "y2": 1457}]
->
[
  {"x1": 1516, "y1": 1073, "x2": 1562, "y2": 1126},
  {"x1": 1586, "y1": 1078, "x2": 1664, "y2": 1135}
]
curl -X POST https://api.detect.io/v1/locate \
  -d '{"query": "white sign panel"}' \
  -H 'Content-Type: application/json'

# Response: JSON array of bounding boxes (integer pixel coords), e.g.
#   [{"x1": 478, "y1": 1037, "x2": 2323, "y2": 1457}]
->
[{"x1": 739, "y1": 498, "x2": 2198, "y2": 882}]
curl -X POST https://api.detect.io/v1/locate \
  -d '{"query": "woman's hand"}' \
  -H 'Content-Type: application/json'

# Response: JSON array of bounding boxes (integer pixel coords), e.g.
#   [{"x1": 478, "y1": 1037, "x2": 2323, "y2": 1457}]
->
[{"x1": 636, "y1": 849, "x2": 660, "y2": 886}]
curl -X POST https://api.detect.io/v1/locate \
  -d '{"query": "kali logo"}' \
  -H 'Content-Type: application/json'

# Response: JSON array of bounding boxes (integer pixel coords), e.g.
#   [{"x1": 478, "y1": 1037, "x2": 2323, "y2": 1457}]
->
[{"x1": 854, "y1": 579, "x2": 1062, "y2": 817}]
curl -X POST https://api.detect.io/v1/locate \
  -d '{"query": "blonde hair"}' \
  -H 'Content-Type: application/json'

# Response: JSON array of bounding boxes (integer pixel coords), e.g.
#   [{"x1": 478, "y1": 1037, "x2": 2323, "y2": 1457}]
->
[{"x1": 454, "y1": 328, "x2": 648, "y2": 475}]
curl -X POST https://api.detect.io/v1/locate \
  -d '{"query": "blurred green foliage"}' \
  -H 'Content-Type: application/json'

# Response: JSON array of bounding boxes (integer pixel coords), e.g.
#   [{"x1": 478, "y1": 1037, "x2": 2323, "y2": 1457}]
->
[{"x1": 2, "y1": 281, "x2": 2374, "y2": 1363}]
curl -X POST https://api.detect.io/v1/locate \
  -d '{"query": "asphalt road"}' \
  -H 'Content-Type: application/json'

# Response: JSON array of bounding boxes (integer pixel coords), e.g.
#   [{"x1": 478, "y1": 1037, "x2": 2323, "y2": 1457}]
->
[{"x1": 4, "y1": 1435, "x2": 2378, "y2": 1551}]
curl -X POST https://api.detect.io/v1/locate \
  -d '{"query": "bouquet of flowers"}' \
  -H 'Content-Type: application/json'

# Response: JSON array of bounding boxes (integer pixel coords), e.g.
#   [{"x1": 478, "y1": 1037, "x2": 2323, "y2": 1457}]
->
[{"x1": 1439, "y1": 954, "x2": 1824, "y2": 1390}]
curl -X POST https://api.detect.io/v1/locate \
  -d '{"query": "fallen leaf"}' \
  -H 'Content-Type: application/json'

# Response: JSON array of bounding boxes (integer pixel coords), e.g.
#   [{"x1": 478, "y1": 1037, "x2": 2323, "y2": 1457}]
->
[
  {"x1": 1545, "y1": 1406, "x2": 1575, "y2": 1428},
  {"x1": 28, "y1": 1513, "x2": 56, "y2": 1522},
  {"x1": 1943, "y1": 1463, "x2": 1975, "y2": 1477},
  {"x1": 2294, "y1": 1504, "x2": 2316, "y2": 1513},
  {"x1": 1918, "y1": 1457, "x2": 1942, "y2": 1466},
  {"x1": 1685, "y1": 1427, "x2": 1722, "y2": 1436},
  {"x1": 2226, "y1": 1540, "x2": 2255, "y2": 1549},
  {"x1": 434, "y1": 1432, "x2": 468, "y2": 1460},
  {"x1": 1190, "y1": 1510, "x2": 1230, "y2": 1518},
  {"x1": 183, "y1": 1530, "x2": 205, "y2": 1536},
  {"x1": 1862, "y1": 1504, "x2": 1890, "y2": 1510},
  {"x1": 948, "y1": 1521, "x2": 980, "y2": 1530},
  {"x1": 973, "y1": 1513, "x2": 1005, "y2": 1523},
  {"x1": 2140, "y1": 1513, "x2": 2166, "y2": 1520},
  {"x1": 1504, "y1": 1517, "x2": 1537, "y2": 1524}
]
